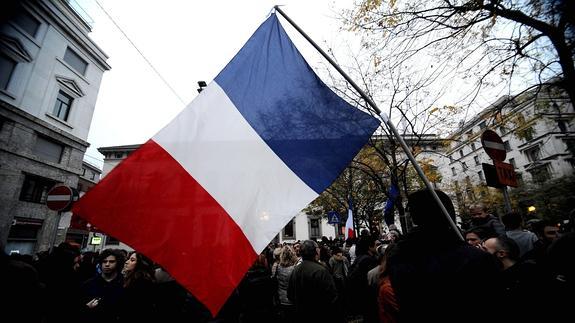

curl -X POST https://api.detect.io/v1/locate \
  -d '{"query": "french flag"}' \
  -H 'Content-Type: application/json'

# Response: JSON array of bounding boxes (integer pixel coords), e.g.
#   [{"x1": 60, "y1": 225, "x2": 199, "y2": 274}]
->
[{"x1": 73, "y1": 13, "x2": 379, "y2": 315}]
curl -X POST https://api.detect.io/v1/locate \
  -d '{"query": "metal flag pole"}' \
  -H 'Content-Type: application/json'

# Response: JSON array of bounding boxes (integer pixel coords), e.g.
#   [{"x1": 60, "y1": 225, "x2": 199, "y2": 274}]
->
[{"x1": 274, "y1": 5, "x2": 464, "y2": 241}]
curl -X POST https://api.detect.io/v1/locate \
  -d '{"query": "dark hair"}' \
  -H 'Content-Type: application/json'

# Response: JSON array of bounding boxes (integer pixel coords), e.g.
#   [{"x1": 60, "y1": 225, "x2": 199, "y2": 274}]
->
[
  {"x1": 531, "y1": 220, "x2": 557, "y2": 237},
  {"x1": 494, "y1": 236, "x2": 520, "y2": 261},
  {"x1": 356, "y1": 235, "x2": 376, "y2": 256},
  {"x1": 466, "y1": 226, "x2": 497, "y2": 241},
  {"x1": 501, "y1": 212, "x2": 523, "y2": 230},
  {"x1": 99, "y1": 249, "x2": 125, "y2": 273},
  {"x1": 407, "y1": 189, "x2": 455, "y2": 229},
  {"x1": 331, "y1": 246, "x2": 343, "y2": 255},
  {"x1": 300, "y1": 240, "x2": 318, "y2": 261},
  {"x1": 124, "y1": 251, "x2": 155, "y2": 288}
]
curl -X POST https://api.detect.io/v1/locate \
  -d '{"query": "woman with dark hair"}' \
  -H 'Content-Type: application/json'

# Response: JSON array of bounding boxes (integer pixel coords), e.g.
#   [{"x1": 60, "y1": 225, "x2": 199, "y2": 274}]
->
[{"x1": 118, "y1": 251, "x2": 157, "y2": 323}]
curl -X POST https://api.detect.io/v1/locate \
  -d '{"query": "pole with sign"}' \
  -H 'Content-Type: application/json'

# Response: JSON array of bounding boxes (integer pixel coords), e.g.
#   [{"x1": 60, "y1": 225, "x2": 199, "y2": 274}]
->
[
  {"x1": 46, "y1": 185, "x2": 79, "y2": 250},
  {"x1": 481, "y1": 130, "x2": 516, "y2": 212}
]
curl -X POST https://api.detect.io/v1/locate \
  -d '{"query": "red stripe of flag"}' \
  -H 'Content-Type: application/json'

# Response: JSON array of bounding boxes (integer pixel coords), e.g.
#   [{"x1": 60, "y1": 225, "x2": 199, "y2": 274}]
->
[{"x1": 73, "y1": 140, "x2": 258, "y2": 315}]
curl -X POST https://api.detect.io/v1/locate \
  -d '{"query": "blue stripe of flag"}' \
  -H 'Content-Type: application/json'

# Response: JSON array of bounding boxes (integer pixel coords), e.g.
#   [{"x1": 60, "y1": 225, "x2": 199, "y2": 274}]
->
[{"x1": 215, "y1": 14, "x2": 380, "y2": 194}]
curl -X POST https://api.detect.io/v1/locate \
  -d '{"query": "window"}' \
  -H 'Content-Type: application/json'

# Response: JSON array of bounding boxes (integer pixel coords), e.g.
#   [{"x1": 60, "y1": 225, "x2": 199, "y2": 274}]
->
[
  {"x1": 114, "y1": 153, "x2": 123, "y2": 159},
  {"x1": 524, "y1": 146, "x2": 541, "y2": 162},
  {"x1": 451, "y1": 167, "x2": 456, "y2": 176},
  {"x1": 479, "y1": 121, "x2": 487, "y2": 129},
  {"x1": 499, "y1": 126, "x2": 506, "y2": 135},
  {"x1": 89, "y1": 171, "x2": 96, "y2": 180},
  {"x1": 0, "y1": 53, "x2": 17, "y2": 90},
  {"x1": 282, "y1": 219, "x2": 295, "y2": 239},
  {"x1": 309, "y1": 218, "x2": 321, "y2": 239},
  {"x1": 81, "y1": 168, "x2": 86, "y2": 176},
  {"x1": 509, "y1": 158, "x2": 516, "y2": 169},
  {"x1": 449, "y1": 155, "x2": 453, "y2": 163},
  {"x1": 459, "y1": 150, "x2": 464, "y2": 158},
  {"x1": 515, "y1": 172, "x2": 523, "y2": 184},
  {"x1": 471, "y1": 142, "x2": 476, "y2": 151},
  {"x1": 52, "y1": 90, "x2": 73, "y2": 121},
  {"x1": 19, "y1": 174, "x2": 56, "y2": 203},
  {"x1": 478, "y1": 170, "x2": 484, "y2": 181},
  {"x1": 558, "y1": 120, "x2": 568, "y2": 133},
  {"x1": 13, "y1": 9, "x2": 40, "y2": 37},
  {"x1": 565, "y1": 139, "x2": 575, "y2": 155},
  {"x1": 523, "y1": 127, "x2": 534, "y2": 141},
  {"x1": 6, "y1": 218, "x2": 43, "y2": 255},
  {"x1": 33, "y1": 136, "x2": 63, "y2": 163},
  {"x1": 503, "y1": 141, "x2": 511, "y2": 152},
  {"x1": 528, "y1": 165, "x2": 551, "y2": 184},
  {"x1": 474, "y1": 156, "x2": 480, "y2": 165},
  {"x1": 462, "y1": 162, "x2": 468, "y2": 170},
  {"x1": 63, "y1": 48, "x2": 88, "y2": 75},
  {"x1": 105, "y1": 235, "x2": 120, "y2": 245}
]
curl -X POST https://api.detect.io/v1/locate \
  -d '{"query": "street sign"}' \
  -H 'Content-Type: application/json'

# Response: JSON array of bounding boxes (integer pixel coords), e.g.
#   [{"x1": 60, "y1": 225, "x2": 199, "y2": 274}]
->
[
  {"x1": 482, "y1": 163, "x2": 503, "y2": 188},
  {"x1": 327, "y1": 211, "x2": 340, "y2": 224},
  {"x1": 481, "y1": 130, "x2": 506, "y2": 162},
  {"x1": 494, "y1": 161, "x2": 518, "y2": 187},
  {"x1": 46, "y1": 185, "x2": 78, "y2": 211},
  {"x1": 90, "y1": 236, "x2": 102, "y2": 245}
]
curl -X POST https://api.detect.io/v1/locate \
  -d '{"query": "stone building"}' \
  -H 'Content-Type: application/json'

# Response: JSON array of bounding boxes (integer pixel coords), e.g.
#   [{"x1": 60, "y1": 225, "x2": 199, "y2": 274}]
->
[{"x1": 1, "y1": 0, "x2": 110, "y2": 254}]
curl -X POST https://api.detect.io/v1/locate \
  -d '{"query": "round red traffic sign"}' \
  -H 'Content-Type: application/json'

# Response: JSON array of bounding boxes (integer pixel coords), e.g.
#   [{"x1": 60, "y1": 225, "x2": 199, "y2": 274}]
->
[
  {"x1": 46, "y1": 185, "x2": 76, "y2": 211},
  {"x1": 481, "y1": 130, "x2": 506, "y2": 161}
]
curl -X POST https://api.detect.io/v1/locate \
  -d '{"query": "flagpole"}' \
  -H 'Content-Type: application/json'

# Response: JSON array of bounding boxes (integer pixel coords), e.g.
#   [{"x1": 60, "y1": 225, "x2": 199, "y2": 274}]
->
[{"x1": 274, "y1": 6, "x2": 464, "y2": 242}]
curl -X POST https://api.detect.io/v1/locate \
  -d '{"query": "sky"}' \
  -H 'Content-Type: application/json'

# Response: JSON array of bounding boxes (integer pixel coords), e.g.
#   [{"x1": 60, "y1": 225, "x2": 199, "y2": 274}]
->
[{"x1": 76, "y1": 0, "x2": 358, "y2": 168}]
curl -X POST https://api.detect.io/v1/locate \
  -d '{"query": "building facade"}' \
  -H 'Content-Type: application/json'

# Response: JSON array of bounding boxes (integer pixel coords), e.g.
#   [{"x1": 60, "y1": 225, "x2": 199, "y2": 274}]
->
[
  {"x1": 0, "y1": 0, "x2": 110, "y2": 254},
  {"x1": 438, "y1": 88, "x2": 574, "y2": 214}
]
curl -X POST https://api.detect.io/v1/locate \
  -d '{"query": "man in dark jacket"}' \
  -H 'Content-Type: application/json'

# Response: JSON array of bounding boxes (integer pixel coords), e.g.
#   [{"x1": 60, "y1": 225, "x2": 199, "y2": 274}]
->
[
  {"x1": 80, "y1": 249, "x2": 125, "y2": 323},
  {"x1": 288, "y1": 240, "x2": 339, "y2": 323},
  {"x1": 387, "y1": 190, "x2": 501, "y2": 322}
]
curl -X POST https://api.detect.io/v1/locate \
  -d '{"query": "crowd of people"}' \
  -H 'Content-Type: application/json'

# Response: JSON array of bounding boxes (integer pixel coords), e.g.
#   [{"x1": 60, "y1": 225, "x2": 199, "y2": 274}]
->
[{"x1": 1, "y1": 189, "x2": 573, "y2": 323}]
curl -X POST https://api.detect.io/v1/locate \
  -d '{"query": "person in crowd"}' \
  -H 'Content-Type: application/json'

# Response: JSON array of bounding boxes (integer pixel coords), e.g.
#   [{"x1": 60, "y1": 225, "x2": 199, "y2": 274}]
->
[
  {"x1": 36, "y1": 242, "x2": 82, "y2": 323},
  {"x1": 80, "y1": 249, "x2": 125, "y2": 323},
  {"x1": 155, "y1": 266, "x2": 213, "y2": 322},
  {"x1": 293, "y1": 241, "x2": 302, "y2": 265},
  {"x1": 501, "y1": 212, "x2": 538, "y2": 257},
  {"x1": 387, "y1": 190, "x2": 501, "y2": 322},
  {"x1": 545, "y1": 209, "x2": 575, "y2": 320},
  {"x1": 118, "y1": 251, "x2": 158, "y2": 322},
  {"x1": 237, "y1": 253, "x2": 276, "y2": 323},
  {"x1": 522, "y1": 220, "x2": 560, "y2": 264},
  {"x1": 329, "y1": 246, "x2": 349, "y2": 296},
  {"x1": 270, "y1": 247, "x2": 282, "y2": 276},
  {"x1": 76, "y1": 251, "x2": 100, "y2": 283},
  {"x1": 1, "y1": 245, "x2": 45, "y2": 323},
  {"x1": 377, "y1": 243, "x2": 399, "y2": 323},
  {"x1": 468, "y1": 203, "x2": 505, "y2": 236},
  {"x1": 318, "y1": 243, "x2": 332, "y2": 267},
  {"x1": 464, "y1": 226, "x2": 496, "y2": 248},
  {"x1": 346, "y1": 235, "x2": 379, "y2": 322},
  {"x1": 482, "y1": 235, "x2": 543, "y2": 320},
  {"x1": 288, "y1": 240, "x2": 339, "y2": 323},
  {"x1": 275, "y1": 245, "x2": 298, "y2": 323}
]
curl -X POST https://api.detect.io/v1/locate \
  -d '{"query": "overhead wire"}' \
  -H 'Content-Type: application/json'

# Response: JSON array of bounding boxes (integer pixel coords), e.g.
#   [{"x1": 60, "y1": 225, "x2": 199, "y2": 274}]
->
[{"x1": 92, "y1": 0, "x2": 187, "y2": 106}]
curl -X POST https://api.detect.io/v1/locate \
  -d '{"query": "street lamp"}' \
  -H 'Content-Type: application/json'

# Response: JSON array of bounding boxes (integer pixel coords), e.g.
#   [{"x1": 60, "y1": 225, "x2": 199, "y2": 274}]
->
[
  {"x1": 197, "y1": 81, "x2": 207, "y2": 93},
  {"x1": 527, "y1": 205, "x2": 536, "y2": 213}
]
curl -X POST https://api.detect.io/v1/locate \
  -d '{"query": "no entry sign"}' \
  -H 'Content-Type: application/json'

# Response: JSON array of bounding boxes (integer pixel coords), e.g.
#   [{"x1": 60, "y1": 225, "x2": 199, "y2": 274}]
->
[
  {"x1": 481, "y1": 130, "x2": 506, "y2": 162},
  {"x1": 46, "y1": 185, "x2": 77, "y2": 212}
]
